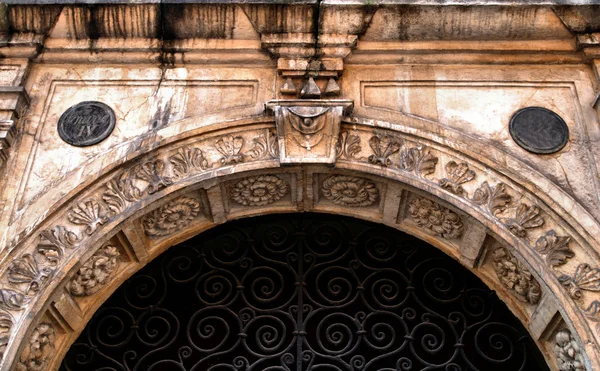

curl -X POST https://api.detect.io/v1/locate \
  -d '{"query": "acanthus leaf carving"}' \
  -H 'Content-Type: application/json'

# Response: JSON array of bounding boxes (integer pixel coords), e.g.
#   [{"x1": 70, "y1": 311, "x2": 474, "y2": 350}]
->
[
  {"x1": 169, "y1": 147, "x2": 210, "y2": 178},
  {"x1": 559, "y1": 263, "x2": 600, "y2": 300},
  {"x1": 133, "y1": 159, "x2": 173, "y2": 195},
  {"x1": 67, "y1": 199, "x2": 109, "y2": 235},
  {"x1": 0, "y1": 289, "x2": 30, "y2": 311},
  {"x1": 400, "y1": 146, "x2": 438, "y2": 178},
  {"x1": 0, "y1": 311, "x2": 13, "y2": 361},
  {"x1": 7, "y1": 254, "x2": 53, "y2": 296},
  {"x1": 336, "y1": 131, "x2": 362, "y2": 160},
  {"x1": 68, "y1": 245, "x2": 120, "y2": 297},
  {"x1": 504, "y1": 203, "x2": 544, "y2": 238},
  {"x1": 37, "y1": 226, "x2": 80, "y2": 264},
  {"x1": 141, "y1": 196, "x2": 201, "y2": 238},
  {"x1": 230, "y1": 175, "x2": 289, "y2": 206},
  {"x1": 102, "y1": 171, "x2": 143, "y2": 214},
  {"x1": 535, "y1": 230, "x2": 574, "y2": 268},
  {"x1": 472, "y1": 181, "x2": 512, "y2": 216},
  {"x1": 408, "y1": 197, "x2": 464, "y2": 239},
  {"x1": 555, "y1": 329, "x2": 585, "y2": 371},
  {"x1": 247, "y1": 129, "x2": 279, "y2": 160},
  {"x1": 439, "y1": 161, "x2": 476, "y2": 195},
  {"x1": 215, "y1": 135, "x2": 244, "y2": 165},
  {"x1": 16, "y1": 322, "x2": 55, "y2": 371},
  {"x1": 492, "y1": 246, "x2": 541, "y2": 305},
  {"x1": 321, "y1": 175, "x2": 379, "y2": 207},
  {"x1": 367, "y1": 134, "x2": 402, "y2": 166}
]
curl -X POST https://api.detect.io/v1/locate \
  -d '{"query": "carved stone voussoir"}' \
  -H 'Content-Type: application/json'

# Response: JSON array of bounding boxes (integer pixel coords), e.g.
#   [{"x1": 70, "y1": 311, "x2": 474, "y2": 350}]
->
[
  {"x1": 321, "y1": 175, "x2": 379, "y2": 207},
  {"x1": 67, "y1": 245, "x2": 121, "y2": 297},
  {"x1": 492, "y1": 246, "x2": 541, "y2": 305},
  {"x1": 230, "y1": 175, "x2": 289, "y2": 207},
  {"x1": 141, "y1": 196, "x2": 202, "y2": 238},
  {"x1": 16, "y1": 322, "x2": 55, "y2": 371},
  {"x1": 266, "y1": 99, "x2": 353, "y2": 164},
  {"x1": 408, "y1": 197, "x2": 464, "y2": 239}
]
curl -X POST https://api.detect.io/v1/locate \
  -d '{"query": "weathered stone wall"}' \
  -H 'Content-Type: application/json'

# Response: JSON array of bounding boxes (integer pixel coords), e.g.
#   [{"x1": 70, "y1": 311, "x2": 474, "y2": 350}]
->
[{"x1": 0, "y1": 2, "x2": 599, "y2": 370}]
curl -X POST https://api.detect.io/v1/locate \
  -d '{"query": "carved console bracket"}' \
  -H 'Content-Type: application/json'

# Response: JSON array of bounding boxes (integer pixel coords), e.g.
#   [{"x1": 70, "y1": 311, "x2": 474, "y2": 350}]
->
[
  {"x1": 0, "y1": 86, "x2": 29, "y2": 168},
  {"x1": 266, "y1": 99, "x2": 353, "y2": 164}
]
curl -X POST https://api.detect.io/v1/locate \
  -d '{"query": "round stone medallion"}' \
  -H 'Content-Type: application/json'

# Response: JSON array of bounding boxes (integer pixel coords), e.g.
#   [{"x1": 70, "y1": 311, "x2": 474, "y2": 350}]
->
[
  {"x1": 57, "y1": 101, "x2": 116, "y2": 147},
  {"x1": 509, "y1": 107, "x2": 569, "y2": 154}
]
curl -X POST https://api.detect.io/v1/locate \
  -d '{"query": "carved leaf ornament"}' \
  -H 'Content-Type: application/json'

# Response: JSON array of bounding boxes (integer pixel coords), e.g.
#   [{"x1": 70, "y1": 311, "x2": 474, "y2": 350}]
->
[
  {"x1": 7, "y1": 255, "x2": 52, "y2": 296},
  {"x1": 102, "y1": 171, "x2": 143, "y2": 214},
  {"x1": 535, "y1": 230, "x2": 574, "y2": 268},
  {"x1": 472, "y1": 181, "x2": 512, "y2": 216},
  {"x1": 169, "y1": 147, "x2": 209, "y2": 178},
  {"x1": 216, "y1": 135, "x2": 244, "y2": 165},
  {"x1": 504, "y1": 203, "x2": 544, "y2": 238},
  {"x1": 133, "y1": 159, "x2": 172, "y2": 194},
  {"x1": 230, "y1": 175, "x2": 289, "y2": 206},
  {"x1": 400, "y1": 146, "x2": 438, "y2": 177},
  {"x1": 142, "y1": 196, "x2": 201, "y2": 237},
  {"x1": 336, "y1": 131, "x2": 361, "y2": 160},
  {"x1": 560, "y1": 263, "x2": 600, "y2": 300},
  {"x1": 439, "y1": 161, "x2": 476, "y2": 195},
  {"x1": 321, "y1": 175, "x2": 379, "y2": 207},
  {"x1": 68, "y1": 245, "x2": 120, "y2": 297},
  {"x1": 67, "y1": 199, "x2": 109, "y2": 235},
  {"x1": 37, "y1": 226, "x2": 80, "y2": 264},
  {"x1": 368, "y1": 135, "x2": 402, "y2": 166}
]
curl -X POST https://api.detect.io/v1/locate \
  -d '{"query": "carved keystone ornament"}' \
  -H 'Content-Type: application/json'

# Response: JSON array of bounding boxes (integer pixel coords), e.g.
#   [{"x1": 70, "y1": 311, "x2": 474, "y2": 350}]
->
[{"x1": 266, "y1": 100, "x2": 353, "y2": 164}]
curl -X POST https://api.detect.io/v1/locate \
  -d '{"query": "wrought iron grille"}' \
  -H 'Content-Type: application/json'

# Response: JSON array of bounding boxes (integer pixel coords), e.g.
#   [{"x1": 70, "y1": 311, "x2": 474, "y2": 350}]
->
[{"x1": 61, "y1": 214, "x2": 549, "y2": 371}]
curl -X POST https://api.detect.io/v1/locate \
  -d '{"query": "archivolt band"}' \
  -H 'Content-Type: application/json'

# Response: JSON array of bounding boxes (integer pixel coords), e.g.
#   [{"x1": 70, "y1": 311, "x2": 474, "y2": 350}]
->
[{"x1": 60, "y1": 214, "x2": 548, "y2": 371}]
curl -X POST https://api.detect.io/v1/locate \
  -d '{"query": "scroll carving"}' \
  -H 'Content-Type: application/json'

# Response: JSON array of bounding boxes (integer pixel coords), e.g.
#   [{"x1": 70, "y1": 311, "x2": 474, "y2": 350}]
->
[
  {"x1": 408, "y1": 197, "x2": 464, "y2": 239},
  {"x1": 400, "y1": 146, "x2": 438, "y2": 177},
  {"x1": 141, "y1": 196, "x2": 201, "y2": 237},
  {"x1": 0, "y1": 312, "x2": 13, "y2": 361},
  {"x1": 336, "y1": 131, "x2": 361, "y2": 160},
  {"x1": 504, "y1": 203, "x2": 544, "y2": 238},
  {"x1": 102, "y1": 171, "x2": 143, "y2": 214},
  {"x1": 230, "y1": 175, "x2": 289, "y2": 206},
  {"x1": 37, "y1": 226, "x2": 80, "y2": 264},
  {"x1": 0, "y1": 289, "x2": 30, "y2": 311},
  {"x1": 247, "y1": 130, "x2": 278, "y2": 160},
  {"x1": 321, "y1": 175, "x2": 379, "y2": 207},
  {"x1": 67, "y1": 199, "x2": 109, "y2": 235},
  {"x1": 68, "y1": 245, "x2": 120, "y2": 297},
  {"x1": 439, "y1": 161, "x2": 475, "y2": 195},
  {"x1": 368, "y1": 134, "x2": 402, "y2": 166},
  {"x1": 555, "y1": 329, "x2": 585, "y2": 371},
  {"x1": 492, "y1": 246, "x2": 541, "y2": 304},
  {"x1": 16, "y1": 323, "x2": 55, "y2": 371}
]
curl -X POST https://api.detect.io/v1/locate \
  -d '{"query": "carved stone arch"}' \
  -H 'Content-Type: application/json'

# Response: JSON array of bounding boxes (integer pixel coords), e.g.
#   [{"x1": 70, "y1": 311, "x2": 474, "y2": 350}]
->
[{"x1": 0, "y1": 113, "x2": 598, "y2": 371}]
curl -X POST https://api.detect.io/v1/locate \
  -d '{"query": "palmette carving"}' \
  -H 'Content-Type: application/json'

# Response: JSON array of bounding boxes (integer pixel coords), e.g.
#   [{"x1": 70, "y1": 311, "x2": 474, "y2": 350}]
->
[
  {"x1": 321, "y1": 175, "x2": 379, "y2": 207},
  {"x1": 408, "y1": 197, "x2": 464, "y2": 239},
  {"x1": 141, "y1": 196, "x2": 201, "y2": 237},
  {"x1": 230, "y1": 175, "x2": 289, "y2": 206},
  {"x1": 102, "y1": 171, "x2": 143, "y2": 214},
  {"x1": 37, "y1": 226, "x2": 80, "y2": 264},
  {"x1": 16, "y1": 323, "x2": 55, "y2": 371},
  {"x1": 400, "y1": 146, "x2": 438, "y2": 177},
  {"x1": 216, "y1": 135, "x2": 244, "y2": 165},
  {"x1": 439, "y1": 161, "x2": 475, "y2": 195},
  {"x1": 133, "y1": 159, "x2": 173, "y2": 194},
  {"x1": 169, "y1": 147, "x2": 209, "y2": 178},
  {"x1": 67, "y1": 199, "x2": 109, "y2": 234},
  {"x1": 7, "y1": 255, "x2": 52, "y2": 296},
  {"x1": 535, "y1": 230, "x2": 574, "y2": 268},
  {"x1": 472, "y1": 181, "x2": 512, "y2": 216},
  {"x1": 68, "y1": 245, "x2": 120, "y2": 297},
  {"x1": 492, "y1": 246, "x2": 541, "y2": 304},
  {"x1": 368, "y1": 134, "x2": 402, "y2": 166},
  {"x1": 555, "y1": 329, "x2": 585, "y2": 371},
  {"x1": 559, "y1": 263, "x2": 600, "y2": 300},
  {"x1": 336, "y1": 131, "x2": 361, "y2": 160},
  {"x1": 504, "y1": 203, "x2": 544, "y2": 238}
]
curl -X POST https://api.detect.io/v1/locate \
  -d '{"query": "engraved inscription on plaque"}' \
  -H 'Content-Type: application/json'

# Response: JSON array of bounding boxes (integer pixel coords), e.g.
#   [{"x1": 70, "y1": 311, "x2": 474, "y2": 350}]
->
[
  {"x1": 57, "y1": 101, "x2": 116, "y2": 147},
  {"x1": 509, "y1": 107, "x2": 569, "y2": 154}
]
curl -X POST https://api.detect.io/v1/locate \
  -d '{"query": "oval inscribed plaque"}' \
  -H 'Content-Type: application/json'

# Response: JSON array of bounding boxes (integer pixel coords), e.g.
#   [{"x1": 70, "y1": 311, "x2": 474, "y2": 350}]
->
[
  {"x1": 57, "y1": 101, "x2": 116, "y2": 147},
  {"x1": 509, "y1": 107, "x2": 569, "y2": 154}
]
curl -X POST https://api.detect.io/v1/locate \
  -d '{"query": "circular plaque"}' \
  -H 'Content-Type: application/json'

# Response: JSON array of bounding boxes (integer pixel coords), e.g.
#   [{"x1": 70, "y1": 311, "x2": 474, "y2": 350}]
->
[
  {"x1": 509, "y1": 107, "x2": 569, "y2": 154},
  {"x1": 57, "y1": 101, "x2": 116, "y2": 147}
]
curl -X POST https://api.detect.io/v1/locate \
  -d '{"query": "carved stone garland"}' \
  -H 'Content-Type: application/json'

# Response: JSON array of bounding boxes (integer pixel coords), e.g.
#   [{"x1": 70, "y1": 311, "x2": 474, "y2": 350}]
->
[
  {"x1": 555, "y1": 329, "x2": 585, "y2": 371},
  {"x1": 16, "y1": 322, "x2": 55, "y2": 371}
]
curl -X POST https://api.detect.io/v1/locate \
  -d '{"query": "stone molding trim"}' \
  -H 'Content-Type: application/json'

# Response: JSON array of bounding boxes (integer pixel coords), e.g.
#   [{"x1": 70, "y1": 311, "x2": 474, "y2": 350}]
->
[{"x1": 0, "y1": 116, "x2": 598, "y2": 370}]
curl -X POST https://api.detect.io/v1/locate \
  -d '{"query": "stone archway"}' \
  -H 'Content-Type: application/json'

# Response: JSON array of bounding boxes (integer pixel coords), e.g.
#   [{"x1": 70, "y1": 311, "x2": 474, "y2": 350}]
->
[
  {"x1": 59, "y1": 213, "x2": 550, "y2": 371},
  {"x1": 0, "y1": 110, "x2": 598, "y2": 371}
]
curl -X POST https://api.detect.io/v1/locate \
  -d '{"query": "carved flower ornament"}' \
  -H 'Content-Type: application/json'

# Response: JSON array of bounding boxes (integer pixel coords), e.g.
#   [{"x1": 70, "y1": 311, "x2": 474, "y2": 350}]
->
[
  {"x1": 68, "y1": 245, "x2": 120, "y2": 297},
  {"x1": 230, "y1": 175, "x2": 289, "y2": 206},
  {"x1": 142, "y1": 196, "x2": 201, "y2": 237},
  {"x1": 321, "y1": 175, "x2": 379, "y2": 207},
  {"x1": 16, "y1": 323, "x2": 55, "y2": 371},
  {"x1": 408, "y1": 197, "x2": 464, "y2": 239}
]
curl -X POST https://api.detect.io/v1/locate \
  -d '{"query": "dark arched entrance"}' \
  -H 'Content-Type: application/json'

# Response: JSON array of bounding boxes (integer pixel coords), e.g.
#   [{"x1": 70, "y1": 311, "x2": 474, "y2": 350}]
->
[{"x1": 60, "y1": 214, "x2": 549, "y2": 371}]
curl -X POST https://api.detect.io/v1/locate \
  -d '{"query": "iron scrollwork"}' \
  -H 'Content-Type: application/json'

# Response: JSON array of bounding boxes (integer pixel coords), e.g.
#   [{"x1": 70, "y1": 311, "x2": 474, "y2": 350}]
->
[{"x1": 61, "y1": 214, "x2": 548, "y2": 371}]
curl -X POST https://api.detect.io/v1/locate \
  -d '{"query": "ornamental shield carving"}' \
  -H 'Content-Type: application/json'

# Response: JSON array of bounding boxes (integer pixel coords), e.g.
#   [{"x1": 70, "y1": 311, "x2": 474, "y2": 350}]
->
[{"x1": 266, "y1": 99, "x2": 353, "y2": 164}]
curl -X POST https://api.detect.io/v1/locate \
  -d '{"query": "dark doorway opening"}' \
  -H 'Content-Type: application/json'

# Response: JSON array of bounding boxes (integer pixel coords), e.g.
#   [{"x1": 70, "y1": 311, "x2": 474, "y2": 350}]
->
[{"x1": 61, "y1": 213, "x2": 549, "y2": 371}]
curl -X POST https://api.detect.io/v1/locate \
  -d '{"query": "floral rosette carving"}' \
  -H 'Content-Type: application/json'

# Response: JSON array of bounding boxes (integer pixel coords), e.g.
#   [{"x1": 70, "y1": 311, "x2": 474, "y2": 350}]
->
[
  {"x1": 16, "y1": 322, "x2": 55, "y2": 371},
  {"x1": 141, "y1": 196, "x2": 201, "y2": 237},
  {"x1": 408, "y1": 197, "x2": 464, "y2": 239},
  {"x1": 492, "y1": 246, "x2": 541, "y2": 305},
  {"x1": 67, "y1": 245, "x2": 120, "y2": 297},
  {"x1": 321, "y1": 175, "x2": 379, "y2": 207},
  {"x1": 230, "y1": 175, "x2": 289, "y2": 206}
]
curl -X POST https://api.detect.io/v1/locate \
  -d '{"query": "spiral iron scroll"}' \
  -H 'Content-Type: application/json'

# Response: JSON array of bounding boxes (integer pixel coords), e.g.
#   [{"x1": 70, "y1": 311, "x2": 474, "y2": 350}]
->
[{"x1": 61, "y1": 214, "x2": 548, "y2": 371}]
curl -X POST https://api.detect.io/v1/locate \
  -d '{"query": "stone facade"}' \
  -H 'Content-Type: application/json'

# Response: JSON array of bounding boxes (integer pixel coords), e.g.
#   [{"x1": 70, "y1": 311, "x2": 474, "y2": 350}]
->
[{"x1": 0, "y1": 1, "x2": 600, "y2": 370}]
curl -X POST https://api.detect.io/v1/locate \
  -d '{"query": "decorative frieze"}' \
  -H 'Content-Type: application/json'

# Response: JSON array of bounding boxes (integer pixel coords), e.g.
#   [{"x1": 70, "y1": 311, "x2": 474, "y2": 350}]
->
[
  {"x1": 492, "y1": 246, "x2": 541, "y2": 305},
  {"x1": 321, "y1": 175, "x2": 379, "y2": 207},
  {"x1": 560, "y1": 264, "x2": 600, "y2": 300},
  {"x1": 472, "y1": 181, "x2": 512, "y2": 216},
  {"x1": 67, "y1": 245, "x2": 120, "y2": 297},
  {"x1": 230, "y1": 175, "x2": 289, "y2": 206},
  {"x1": 400, "y1": 146, "x2": 438, "y2": 178},
  {"x1": 169, "y1": 147, "x2": 210, "y2": 178},
  {"x1": 408, "y1": 197, "x2": 464, "y2": 239},
  {"x1": 336, "y1": 131, "x2": 361, "y2": 160},
  {"x1": 37, "y1": 226, "x2": 80, "y2": 264},
  {"x1": 535, "y1": 230, "x2": 574, "y2": 268},
  {"x1": 215, "y1": 135, "x2": 245, "y2": 165},
  {"x1": 133, "y1": 159, "x2": 172, "y2": 195},
  {"x1": 141, "y1": 196, "x2": 201, "y2": 238},
  {"x1": 7, "y1": 255, "x2": 52, "y2": 296}
]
